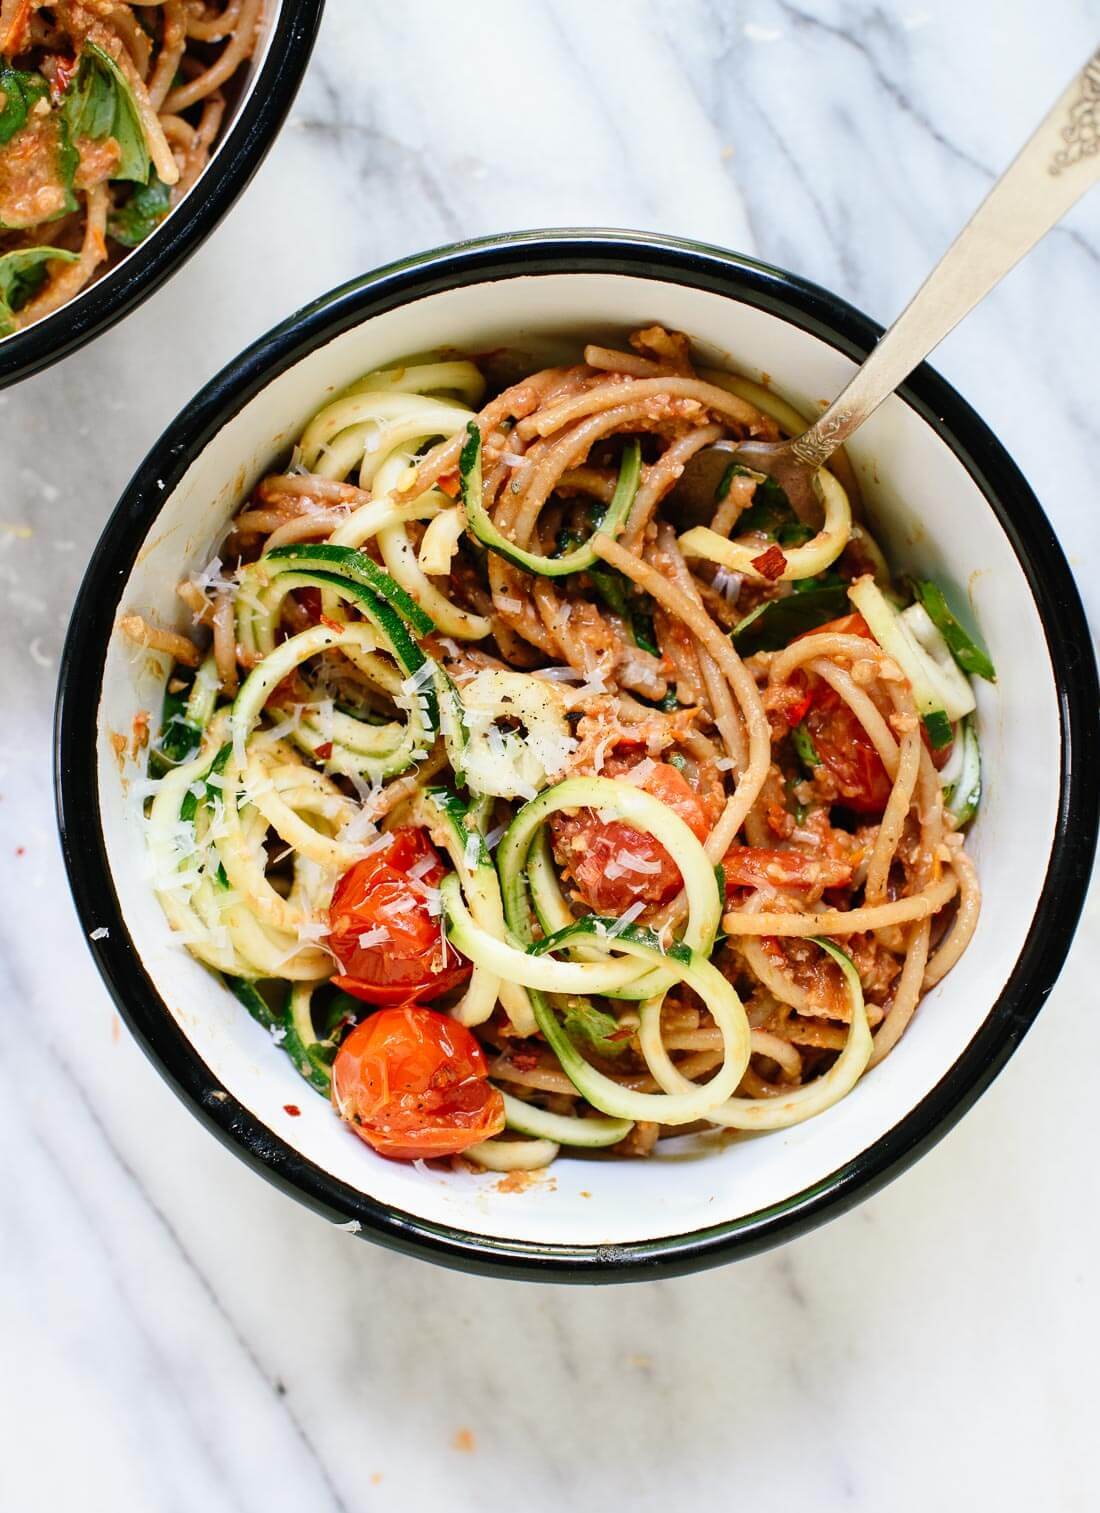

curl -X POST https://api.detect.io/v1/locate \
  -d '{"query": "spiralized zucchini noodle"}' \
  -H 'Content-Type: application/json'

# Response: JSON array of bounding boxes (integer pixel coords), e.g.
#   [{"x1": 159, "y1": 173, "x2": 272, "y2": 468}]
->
[
  {"x1": 0, "y1": 1, "x2": 261, "y2": 334},
  {"x1": 125, "y1": 326, "x2": 993, "y2": 1172}
]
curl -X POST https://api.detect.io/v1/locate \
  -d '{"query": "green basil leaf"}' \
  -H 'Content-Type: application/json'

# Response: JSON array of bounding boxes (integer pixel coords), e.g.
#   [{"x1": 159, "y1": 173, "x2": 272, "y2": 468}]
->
[
  {"x1": 0, "y1": 68, "x2": 48, "y2": 146},
  {"x1": 792, "y1": 721, "x2": 821, "y2": 770},
  {"x1": 561, "y1": 997, "x2": 630, "y2": 1058},
  {"x1": 63, "y1": 42, "x2": 150, "y2": 183},
  {"x1": 0, "y1": 245, "x2": 78, "y2": 334},
  {"x1": 108, "y1": 171, "x2": 171, "y2": 246},
  {"x1": 715, "y1": 460, "x2": 755, "y2": 503},
  {"x1": 586, "y1": 561, "x2": 632, "y2": 620},
  {"x1": 912, "y1": 578, "x2": 996, "y2": 683},
  {"x1": 731, "y1": 581, "x2": 850, "y2": 655},
  {"x1": 734, "y1": 474, "x2": 797, "y2": 537}
]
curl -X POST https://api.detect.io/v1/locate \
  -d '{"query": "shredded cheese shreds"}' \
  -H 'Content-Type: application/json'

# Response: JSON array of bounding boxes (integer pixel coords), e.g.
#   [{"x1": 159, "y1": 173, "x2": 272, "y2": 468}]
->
[
  {"x1": 357, "y1": 926, "x2": 390, "y2": 948},
  {"x1": 400, "y1": 662, "x2": 435, "y2": 696},
  {"x1": 605, "y1": 901, "x2": 646, "y2": 938},
  {"x1": 617, "y1": 850, "x2": 663, "y2": 875}
]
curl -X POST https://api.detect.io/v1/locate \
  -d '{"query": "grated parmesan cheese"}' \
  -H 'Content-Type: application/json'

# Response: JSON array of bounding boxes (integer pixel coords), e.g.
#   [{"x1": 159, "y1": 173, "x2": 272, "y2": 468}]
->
[{"x1": 605, "y1": 901, "x2": 646, "y2": 938}]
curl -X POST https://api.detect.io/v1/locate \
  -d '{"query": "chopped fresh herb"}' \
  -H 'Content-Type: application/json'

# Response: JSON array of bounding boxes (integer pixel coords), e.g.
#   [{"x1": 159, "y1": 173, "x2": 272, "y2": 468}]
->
[
  {"x1": 785, "y1": 773, "x2": 808, "y2": 826},
  {"x1": 735, "y1": 474, "x2": 798, "y2": 537},
  {"x1": 0, "y1": 246, "x2": 78, "y2": 334},
  {"x1": 792, "y1": 570, "x2": 845, "y2": 595},
  {"x1": 731, "y1": 580, "x2": 849, "y2": 655},
  {"x1": 714, "y1": 460, "x2": 754, "y2": 503},
  {"x1": 586, "y1": 561, "x2": 631, "y2": 620},
  {"x1": 911, "y1": 579, "x2": 996, "y2": 682},
  {"x1": 630, "y1": 603, "x2": 659, "y2": 656},
  {"x1": 777, "y1": 520, "x2": 815, "y2": 547},
  {"x1": 668, "y1": 752, "x2": 687, "y2": 773},
  {"x1": 714, "y1": 862, "x2": 727, "y2": 899},
  {"x1": 792, "y1": 722, "x2": 821, "y2": 770},
  {"x1": 153, "y1": 676, "x2": 201, "y2": 767},
  {"x1": 62, "y1": 42, "x2": 151, "y2": 182},
  {"x1": 576, "y1": 556, "x2": 660, "y2": 657},
  {"x1": 561, "y1": 997, "x2": 629, "y2": 1057},
  {"x1": 657, "y1": 686, "x2": 679, "y2": 712},
  {"x1": 0, "y1": 68, "x2": 49, "y2": 146},
  {"x1": 108, "y1": 172, "x2": 171, "y2": 246}
]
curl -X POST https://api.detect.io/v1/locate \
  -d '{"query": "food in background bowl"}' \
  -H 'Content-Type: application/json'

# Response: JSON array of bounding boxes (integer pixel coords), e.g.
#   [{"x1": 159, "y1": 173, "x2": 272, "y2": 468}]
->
[
  {"x1": 0, "y1": 0, "x2": 261, "y2": 334},
  {"x1": 122, "y1": 326, "x2": 994, "y2": 1176}
]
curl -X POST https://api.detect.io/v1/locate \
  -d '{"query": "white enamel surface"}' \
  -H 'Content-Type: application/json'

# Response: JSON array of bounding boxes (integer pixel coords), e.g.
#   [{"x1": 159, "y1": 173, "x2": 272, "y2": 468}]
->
[
  {"x1": 6, "y1": 7, "x2": 1099, "y2": 1509},
  {"x1": 96, "y1": 270, "x2": 1059, "y2": 1247}
]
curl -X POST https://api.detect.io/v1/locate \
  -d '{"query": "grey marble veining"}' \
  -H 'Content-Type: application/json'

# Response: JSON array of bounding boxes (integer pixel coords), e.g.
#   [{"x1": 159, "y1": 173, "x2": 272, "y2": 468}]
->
[{"x1": 2, "y1": 3, "x2": 1098, "y2": 1509}]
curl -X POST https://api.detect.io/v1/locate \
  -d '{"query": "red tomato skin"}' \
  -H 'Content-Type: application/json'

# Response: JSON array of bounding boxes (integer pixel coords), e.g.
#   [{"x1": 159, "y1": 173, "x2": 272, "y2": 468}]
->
[
  {"x1": 794, "y1": 611, "x2": 874, "y2": 642},
  {"x1": 805, "y1": 688, "x2": 893, "y2": 815},
  {"x1": 328, "y1": 828, "x2": 471, "y2": 1005},
  {"x1": 551, "y1": 756, "x2": 712, "y2": 914},
  {"x1": 332, "y1": 1006, "x2": 505, "y2": 1160}
]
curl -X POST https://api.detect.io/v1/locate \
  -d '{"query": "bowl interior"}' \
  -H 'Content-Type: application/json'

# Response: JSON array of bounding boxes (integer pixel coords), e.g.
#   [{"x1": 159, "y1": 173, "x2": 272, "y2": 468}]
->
[{"x1": 93, "y1": 271, "x2": 1059, "y2": 1248}]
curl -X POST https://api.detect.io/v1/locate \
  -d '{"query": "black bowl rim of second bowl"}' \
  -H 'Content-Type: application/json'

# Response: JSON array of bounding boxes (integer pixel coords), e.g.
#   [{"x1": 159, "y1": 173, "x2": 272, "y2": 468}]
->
[
  {"x1": 0, "y1": 0, "x2": 325, "y2": 391},
  {"x1": 55, "y1": 229, "x2": 1100, "y2": 1282}
]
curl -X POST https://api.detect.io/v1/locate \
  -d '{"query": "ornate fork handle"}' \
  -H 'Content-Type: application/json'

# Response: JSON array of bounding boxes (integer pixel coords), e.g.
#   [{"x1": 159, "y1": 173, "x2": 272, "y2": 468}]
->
[{"x1": 796, "y1": 45, "x2": 1100, "y2": 467}]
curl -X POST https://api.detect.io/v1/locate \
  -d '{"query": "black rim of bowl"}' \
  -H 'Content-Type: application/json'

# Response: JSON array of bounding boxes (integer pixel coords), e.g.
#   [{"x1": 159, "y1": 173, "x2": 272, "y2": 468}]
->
[
  {"x1": 55, "y1": 230, "x2": 1100, "y2": 1282},
  {"x1": 0, "y1": 0, "x2": 325, "y2": 389}
]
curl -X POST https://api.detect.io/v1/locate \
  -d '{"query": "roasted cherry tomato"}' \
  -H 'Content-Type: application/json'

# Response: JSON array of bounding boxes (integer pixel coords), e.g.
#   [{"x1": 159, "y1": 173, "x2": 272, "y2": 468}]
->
[
  {"x1": 550, "y1": 752, "x2": 713, "y2": 914},
  {"x1": 327, "y1": 827, "x2": 471, "y2": 1005},
  {"x1": 805, "y1": 686, "x2": 893, "y2": 815},
  {"x1": 332, "y1": 1005, "x2": 504, "y2": 1160}
]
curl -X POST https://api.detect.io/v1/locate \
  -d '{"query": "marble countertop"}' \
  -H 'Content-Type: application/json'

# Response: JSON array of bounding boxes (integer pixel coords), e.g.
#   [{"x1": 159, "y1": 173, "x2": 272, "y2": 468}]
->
[{"x1": 3, "y1": 2, "x2": 1099, "y2": 1509}]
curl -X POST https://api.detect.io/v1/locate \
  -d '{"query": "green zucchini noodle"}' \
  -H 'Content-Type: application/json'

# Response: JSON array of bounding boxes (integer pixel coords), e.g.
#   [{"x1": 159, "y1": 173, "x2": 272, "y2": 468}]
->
[
  {"x1": 125, "y1": 326, "x2": 989, "y2": 1173},
  {"x1": 0, "y1": 2, "x2": 262, "y2": 335}
]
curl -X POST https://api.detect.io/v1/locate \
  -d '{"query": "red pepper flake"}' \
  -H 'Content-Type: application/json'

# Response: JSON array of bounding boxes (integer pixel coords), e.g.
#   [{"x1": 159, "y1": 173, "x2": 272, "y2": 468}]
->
[
  {"x1": 47, "y1": 54, "x2": 79, "y2": 104},
  {"x1": 510, "y1": 1050, "x2": 540, "y2": 1072},
  {"x1": 283, "y1": 1103, "x2": 301, "y2": 1117},
  {"x1": 315, "y1": 741, "x2": 334, "y2": 760},
  {"x1": 607, "y1": 1027, "x2": 635, "y2": 1043},
  {"x1": 437, "y1": 472, "x2": 460, "y2": 499},
  {"x1": 750, "y1": 543, "x2": 787, "y2": 581},
  {"x1": 14, "y1": 846, "x2": 25, "y2": 857},
  {"x1": 320, "y1": 614, "x2": 344, "y2": 633}
]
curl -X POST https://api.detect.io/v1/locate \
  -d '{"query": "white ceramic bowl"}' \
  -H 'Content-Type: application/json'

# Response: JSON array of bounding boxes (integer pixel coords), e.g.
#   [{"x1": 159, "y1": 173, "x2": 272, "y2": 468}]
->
[
  {"x1": 0, "y1": 0, "x2": 324, "y2": 389},
  {"x1": 56, "y1": 232, "x2": 1099, "y2": 1280}
]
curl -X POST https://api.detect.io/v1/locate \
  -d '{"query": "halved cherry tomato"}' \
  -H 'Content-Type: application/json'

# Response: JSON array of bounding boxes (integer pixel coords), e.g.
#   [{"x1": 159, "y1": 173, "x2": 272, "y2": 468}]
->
[
  {"x1": 722, "y1": 845, "x2": 853, "y2": 893},
  {"x1": 332, "y1": 1005, "x2": 504, "y2": 1160},
  {"x1": 805, "y1": 686, "x2": 892, "y2": 815},
  {"x1": 327, "y1": 827, "x2": 471, "y2": 1005},
  {"x1": 550, "y1": 751, "x2": 713, "y2": 914}
]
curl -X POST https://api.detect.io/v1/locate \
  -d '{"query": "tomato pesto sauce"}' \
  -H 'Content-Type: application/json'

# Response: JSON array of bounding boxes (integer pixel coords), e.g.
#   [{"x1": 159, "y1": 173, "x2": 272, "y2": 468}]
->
[{"x1": 136, "y1": 328, "x2": 990, "y2": 1172}]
